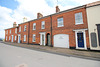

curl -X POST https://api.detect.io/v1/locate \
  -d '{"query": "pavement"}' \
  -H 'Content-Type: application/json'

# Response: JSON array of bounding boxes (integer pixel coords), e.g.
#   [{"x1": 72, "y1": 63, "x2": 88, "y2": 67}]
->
[
  {"x1": 1, "y1": 41, "x2": 100, "y2": 61},
  {"x1": 0, "y1": 42, "x2": 100, "y2": 67}
]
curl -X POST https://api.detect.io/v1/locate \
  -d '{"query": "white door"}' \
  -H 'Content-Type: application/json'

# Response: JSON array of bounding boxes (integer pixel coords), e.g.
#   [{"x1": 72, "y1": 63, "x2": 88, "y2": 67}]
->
[
  {"x1": 54, "y1": 34, "x2": 69, "y2": 48},
  {"x1": 40, "y1": 32, "x2": 46, "y2": 46},
  {"x1": 11, "y1": 35, "x2": 13, "y2": 42},
  {"x1": 18, "y1": 35, "x2": 21, "y2": 43}
]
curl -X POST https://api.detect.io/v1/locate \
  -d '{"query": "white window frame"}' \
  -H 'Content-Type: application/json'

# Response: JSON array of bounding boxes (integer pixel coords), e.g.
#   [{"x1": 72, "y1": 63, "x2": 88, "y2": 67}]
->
[
  {"x1": 6, "y1": 36, "x2": 7, "y2": 40},
  {"x1": 24, "y1": 35, "x2": 26, "y2": 42},
  {"x1": 41, "y1": 21, "x2": 45, "y2": 29},
  {"x1": 15, "y1": 28, "x2": 17, "y2": 33},
  {"x1": 9, "y1": 36, "x2": 10, "y2": 40},
  {"x1": 33, "y1": 23, "x2": 36, "y2": 30},
  {"x1": 32, "y1": 34, "x2": 36, "y2": 42},
  {"x1": 24, "y1": 25, "x2": 26, "y2": 31},
  {"x1": 15, "y1": 36, "x2": 16, "y2": 41},
  {"x1": 10, "y1": 30, "x2": 11, "y2": 34},
  {"x1": 75, "y1": 12, "x2": 83, "y2": 25},
  {"x1": 19, "y1": 26, "x2": 21, "y2": 32},
  {"x1": 57, "y1": 17, "x2": 64, "y2": 27}
]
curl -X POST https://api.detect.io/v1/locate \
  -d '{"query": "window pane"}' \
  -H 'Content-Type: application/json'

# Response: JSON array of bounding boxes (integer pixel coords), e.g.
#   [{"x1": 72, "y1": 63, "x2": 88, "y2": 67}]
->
[
  {"x1": 57, "y1": 17, "x2": 63, "y2": 27},
  {"x1": 75, "y1": 12, "x2": 83, "y2": 24}
]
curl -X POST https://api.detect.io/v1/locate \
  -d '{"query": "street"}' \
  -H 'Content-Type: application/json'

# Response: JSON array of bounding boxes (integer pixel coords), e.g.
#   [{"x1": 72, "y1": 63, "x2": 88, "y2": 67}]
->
[{"x1": 0, "y1": 43, "x2": 100, "y2": 67}]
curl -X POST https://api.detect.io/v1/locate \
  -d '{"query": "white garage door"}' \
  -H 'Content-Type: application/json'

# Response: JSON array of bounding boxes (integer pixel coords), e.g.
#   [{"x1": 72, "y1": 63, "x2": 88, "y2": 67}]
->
[{"x1": 54, "y1": 34, "x2": 69, "y2": 48}]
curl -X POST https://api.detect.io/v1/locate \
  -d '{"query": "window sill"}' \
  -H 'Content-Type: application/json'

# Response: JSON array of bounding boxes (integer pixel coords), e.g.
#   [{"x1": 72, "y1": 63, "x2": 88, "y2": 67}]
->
[
  {"x1": 57, "y1": 25, "x2": 64, "y2": 27},
  {"x1": 75, "y1": 22, "x2": 84, "y2": 25}
]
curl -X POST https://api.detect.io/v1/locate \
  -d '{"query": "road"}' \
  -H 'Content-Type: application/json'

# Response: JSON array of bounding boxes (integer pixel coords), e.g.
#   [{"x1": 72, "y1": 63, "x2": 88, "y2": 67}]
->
[{"x1": 0, "y1": 43, "x2": 100, "y2": 67}]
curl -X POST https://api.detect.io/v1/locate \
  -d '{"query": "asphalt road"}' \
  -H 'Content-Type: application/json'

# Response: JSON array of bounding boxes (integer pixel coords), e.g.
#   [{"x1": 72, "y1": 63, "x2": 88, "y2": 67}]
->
[{"x1": 0, "y1": 43, "x2": 100, "y2": 67}]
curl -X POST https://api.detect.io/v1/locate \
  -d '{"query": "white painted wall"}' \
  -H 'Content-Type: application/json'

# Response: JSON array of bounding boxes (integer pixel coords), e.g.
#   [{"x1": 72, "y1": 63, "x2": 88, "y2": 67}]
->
[{"x1": 86, "y1": 5, "x2": 100, "y2": 50}]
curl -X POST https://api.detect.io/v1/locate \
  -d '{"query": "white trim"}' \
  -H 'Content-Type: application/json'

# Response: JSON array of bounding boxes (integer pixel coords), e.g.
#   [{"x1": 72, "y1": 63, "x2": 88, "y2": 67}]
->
[
  {"x1": 32, "y1": 34, "x2": 36, "y2": 42},
  {"x1": 18, "y1": 34, "x2": 21, "y2": 43},
  {"x1": 74, "y1": 29, "x2": 87, "y2": 49},
  {"x1": 11, "y1": 35, "x2": 14, "y2": 42},
  {"x1": 39, "y1": 32, "x2": 46, "y2": 46}
]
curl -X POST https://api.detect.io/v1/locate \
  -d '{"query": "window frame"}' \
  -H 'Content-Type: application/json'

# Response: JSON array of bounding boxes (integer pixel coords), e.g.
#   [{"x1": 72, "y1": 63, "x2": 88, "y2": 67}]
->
[
  {"x1": 15, "y1": 36, "x2": 16, "y2": 41},
  {"x1": 9, "y1": 36, "x2": 10, "y2": 40},
  {"x1": 15, "y1": 28, "x2": 17, "y2": 33},
  {"x1": 57, "y1": 17, "x2": 64, "y2": 27},
  {"x1": 24, "y1": 35, "x2": 26, "y2": 42},
  {"x1": 41, "y1": 21, "x2": 45, "y2": 29},
  {"x1": 32, "y1": 34, "x2": 36, "y2": 42},
  {"x1": 33, "y1": 23, "x2": 36, "y2": 30},
  {"x1": 75, "y1": 12, "x2": 83, "y2": 25},
  {"x1": 24, "y1": 25, "x2": 26, "y2": 31},
  {"x1": 19, "y1": 26, "x2": 21, "y2": 32},
  {"x1": 10, "y1": 30, "x2": 11, "y2": 34}
]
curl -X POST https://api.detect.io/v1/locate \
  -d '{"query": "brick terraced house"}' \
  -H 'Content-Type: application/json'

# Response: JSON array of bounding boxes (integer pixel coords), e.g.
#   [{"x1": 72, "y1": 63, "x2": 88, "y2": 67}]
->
[{"x1": 5, "y1": 1, "x2": 100, "y2": 50}]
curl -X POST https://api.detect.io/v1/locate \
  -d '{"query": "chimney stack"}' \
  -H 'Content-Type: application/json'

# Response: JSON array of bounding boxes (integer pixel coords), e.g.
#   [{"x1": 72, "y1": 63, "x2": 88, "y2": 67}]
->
[
  {"x1": 56, "y1": 6, "x2": 60, "y2": 13},
  {"x1": 23, "y1": 17, "x2": 27, "y2": 22},
  {"x1": 13, "y1": 22, "x2": 17, "y2": 27},
  {"x1": 37, "y1": 13, "x2": 43, "y2": 19}
]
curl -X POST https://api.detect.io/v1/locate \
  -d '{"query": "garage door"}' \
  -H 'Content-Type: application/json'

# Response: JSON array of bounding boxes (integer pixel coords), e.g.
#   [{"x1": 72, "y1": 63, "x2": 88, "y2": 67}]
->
[{"x1": 54, "y1": 34, "x2": 69, "y2": 48}]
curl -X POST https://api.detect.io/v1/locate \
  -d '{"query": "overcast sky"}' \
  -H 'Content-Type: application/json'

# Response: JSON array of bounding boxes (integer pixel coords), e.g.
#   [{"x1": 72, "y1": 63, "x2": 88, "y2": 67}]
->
[{"x1": 0, "y1": 0, "x2": 99, "y2": 39}]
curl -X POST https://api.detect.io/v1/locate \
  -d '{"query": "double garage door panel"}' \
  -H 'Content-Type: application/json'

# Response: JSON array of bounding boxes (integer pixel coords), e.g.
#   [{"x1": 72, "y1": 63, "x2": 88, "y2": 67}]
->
[{"x1": 54, "y1": 34, "x2": 69, "y2": 48}]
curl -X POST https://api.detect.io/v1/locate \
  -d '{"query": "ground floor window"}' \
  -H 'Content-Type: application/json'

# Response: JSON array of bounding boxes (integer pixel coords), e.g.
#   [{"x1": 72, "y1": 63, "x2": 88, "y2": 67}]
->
[
  {"x1": 9, "y1": 36, "x2": 10, "y2": 40},
  {"x1": 15, "y1": 36, "x2": 16, "y2": 41},
  {"x1": 33, "y1": 34, "x2": 36, "y2": 42},
  {"x1": 24, "y1": 35, "x2": 26, "y2": 42}
]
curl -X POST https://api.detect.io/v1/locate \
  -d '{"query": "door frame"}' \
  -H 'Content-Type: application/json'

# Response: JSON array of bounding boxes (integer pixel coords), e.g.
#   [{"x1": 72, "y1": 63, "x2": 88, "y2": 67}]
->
[
  {"x1": 39, "y1": 32, "x2": 46, "y2": 46},
  {"x1": 11, "y1": 35, "x2": 13, "y2": 42},
  {"x1": 18, "y1": 34, "x2": 21, "y2": 43},
  {"x1": 73, "y1": 29, "x2": 87, "y2": 49}
]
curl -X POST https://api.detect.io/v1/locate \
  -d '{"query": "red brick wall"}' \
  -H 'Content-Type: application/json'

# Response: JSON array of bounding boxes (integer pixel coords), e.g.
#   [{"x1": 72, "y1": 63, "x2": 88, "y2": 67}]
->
[
  {"x1": 52, "y1": 7, "x2": 90, "y2": 48},
  {"x1": 5, "y1": 27, "x2": 18, "y2": 42},
  {"x1": 29, "y1": 17, "x2": 51, "y2": 45},
  {"x1": 18, "y1": 22, "x2": 29, "y2": 43}
]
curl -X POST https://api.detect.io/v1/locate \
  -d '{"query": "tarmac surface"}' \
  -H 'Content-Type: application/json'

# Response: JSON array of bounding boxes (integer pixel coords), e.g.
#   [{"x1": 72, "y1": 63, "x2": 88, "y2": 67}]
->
[{"x1": 0, "y1": 42, "x2": 100, "y2": 67}]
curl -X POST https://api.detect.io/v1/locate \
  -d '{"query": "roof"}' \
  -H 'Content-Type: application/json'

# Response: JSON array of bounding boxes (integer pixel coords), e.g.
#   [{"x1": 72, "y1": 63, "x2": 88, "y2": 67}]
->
[
  {"x1": 86, "y1": 1, "x2": 100, "y2": 7},
  {"x1": 5, "y1": 26, "x2": 18, "y2": 30},
  {"x1": 19, "y1": 5, "x2": 85, "y2": 25}
]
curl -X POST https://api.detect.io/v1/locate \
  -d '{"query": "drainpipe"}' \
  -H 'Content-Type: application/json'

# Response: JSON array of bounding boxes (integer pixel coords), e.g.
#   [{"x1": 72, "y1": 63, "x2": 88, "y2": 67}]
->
[
  {"x1": 50, "y1": 15, "x2": 53, "y2": 47},
  {"x1": 28, "y1": 22, "x2": 30, "y2": 44}
]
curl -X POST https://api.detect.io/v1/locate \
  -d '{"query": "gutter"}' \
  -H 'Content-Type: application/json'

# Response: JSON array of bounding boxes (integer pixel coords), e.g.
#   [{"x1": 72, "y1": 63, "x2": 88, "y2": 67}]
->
[
  {"x1": 28, "y1": 22, "x2": 30, "y2": 44},
  {"x1": 50, "y1": 15, "x2": 53, "y2": 47}
]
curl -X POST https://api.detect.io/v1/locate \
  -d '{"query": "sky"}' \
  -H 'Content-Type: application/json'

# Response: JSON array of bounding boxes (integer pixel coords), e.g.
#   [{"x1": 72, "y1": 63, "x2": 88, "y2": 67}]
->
[{"x1": 0, "y1": 0, "x2": 99, "y2": 39}]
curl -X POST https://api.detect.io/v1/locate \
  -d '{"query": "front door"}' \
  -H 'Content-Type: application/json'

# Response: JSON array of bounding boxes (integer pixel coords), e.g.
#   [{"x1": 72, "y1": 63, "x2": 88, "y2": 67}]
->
[
  {"x1": 77, "y1": 33, "x2": 84, "y2": 48},
  {"x1": 47, "y1": 34, "x2": 51, "y2": 46},
  {"x1": 42, "y1": 34, "x2": 44, "y2": 45},
  {"x1": 11, "y1": 35, "x2": 13, "y2": 42},
  {"x1": 18, "y1": 35, "x2": 21, "y2": 43}
]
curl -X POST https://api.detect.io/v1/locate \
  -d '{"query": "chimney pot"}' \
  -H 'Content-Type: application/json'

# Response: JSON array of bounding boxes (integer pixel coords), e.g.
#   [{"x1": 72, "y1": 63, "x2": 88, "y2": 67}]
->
[
  {"x1": 13, "y1": 22, "x2": 17, "y2": 27},
  {"x1": 56, "y1": 6, "x2": 60, "y2": 13},
  {"x1": 37, "y1": 13, "x2": 43, "y2": 19},
  {"x1": 23, "y1": 17, "x2": 27, "y2": 22}
]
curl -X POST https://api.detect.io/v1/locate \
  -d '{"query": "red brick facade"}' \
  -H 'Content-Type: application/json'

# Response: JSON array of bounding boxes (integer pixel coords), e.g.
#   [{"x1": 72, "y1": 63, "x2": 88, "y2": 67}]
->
[{"x1": 5, "y1": 5, "x2": 90, "y2": 49}]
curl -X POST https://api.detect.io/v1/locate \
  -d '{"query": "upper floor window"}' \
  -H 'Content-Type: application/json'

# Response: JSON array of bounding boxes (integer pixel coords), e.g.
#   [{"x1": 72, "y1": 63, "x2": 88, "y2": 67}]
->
[
  {"x1": 19, "y1": 26, "x2": 21, "y2": 32},
  {"x1": 24, "y1": 25, "x2": 26, "y2": 31},
  {"x1": 15, "y1": 28, "x2": 17, "y2": 33},
  {"x1": 24, "y1": 35, "x2": 26, "y2": 42},
  {"x1": 33, "y1": 34, "x2": 36, "y2": 42},
  {"x1": 41, "y1": 21, "x2": 45, "y2": 29},
  {"x1": 57, "y1": 17, "x2": 64, "y2": 27},
  {"x1": 75, "y1": 12, "x2": 83, "y2": 25},
  {"x1": 33, "y1": 23, "x2": 36, "y2": 30},
  {"x1": 10, "y1": 30, "x2": 11, "y2": 34}
]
